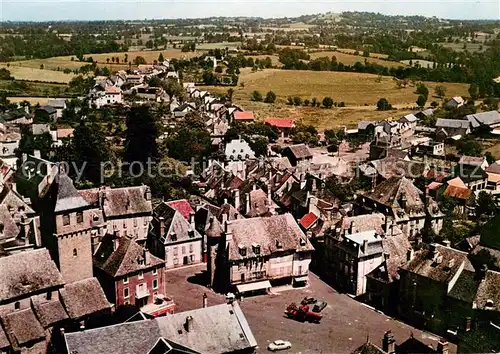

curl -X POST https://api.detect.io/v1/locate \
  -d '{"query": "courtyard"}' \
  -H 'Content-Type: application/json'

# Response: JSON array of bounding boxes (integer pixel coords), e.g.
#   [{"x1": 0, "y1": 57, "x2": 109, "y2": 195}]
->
[{"x1": 165, "y1": 264, "x2": 456, "y2": 354}]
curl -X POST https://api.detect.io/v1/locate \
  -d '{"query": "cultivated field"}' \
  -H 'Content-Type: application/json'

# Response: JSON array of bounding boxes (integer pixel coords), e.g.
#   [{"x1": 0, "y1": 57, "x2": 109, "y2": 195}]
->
[
  {"x1": 196, "y1": 42, "x2": 241, "y2": 50},
  {"x1": 335, "y1": 48, "x2": 389, "y2": 59},
  {"x1": 309, "y1": 51, "x2": 405, "y2": 69},
  {"x1": 207, "y1": 68, "x2": 469, "y2": 130},
  {"x1": 0, "y1": 64, "x2": 76, "y2": 83}
]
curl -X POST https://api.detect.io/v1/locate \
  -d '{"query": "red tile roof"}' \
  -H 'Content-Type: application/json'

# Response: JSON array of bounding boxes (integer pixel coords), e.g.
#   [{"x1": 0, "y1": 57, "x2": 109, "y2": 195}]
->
[
  {"x1": 166, "y1": 199, "x2": 194, "y2": 221},
  {"x1": 234, "y1": 111, "x2": 255, "y2": 121},
  {"x1": 264, "y1": 118, "x2": 295, "y2": 129},
  {"x1": 299, "y1": 212, "x2": 319, "y2": 229}
]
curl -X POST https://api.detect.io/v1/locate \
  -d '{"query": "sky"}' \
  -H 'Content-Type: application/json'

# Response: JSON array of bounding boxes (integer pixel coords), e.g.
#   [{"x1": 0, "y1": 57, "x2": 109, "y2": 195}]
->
[{"x1": 1, "y1": 0, "x2": 500, "y2": 22}]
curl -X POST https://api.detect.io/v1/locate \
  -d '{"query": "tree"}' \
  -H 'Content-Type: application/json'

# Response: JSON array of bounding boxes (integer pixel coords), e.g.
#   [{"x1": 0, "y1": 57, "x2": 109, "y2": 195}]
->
[
  {"x1": 468, "y1": 83, "x2": 479, "y2": 99},
  {"x1": 485, "y1": 151, "x2": 496, "y2": 164},
  {"x1": 416, "y1": 82, "x2": 429, "y2": 98},
  {"x1": 456, "y1": 135, "x2": 482, "y2": 156},
  {"x1": 249, "y1": 136, "x2": 269, "y2": 157},
  {"x1": 215, "y1": 66, "x2": 223, "y2": 73},
  {"x1": 161, "y1": 79, "x2": 184, "y2": 101},
  {"x1": 166, "y1": 113, "x2": 211, "y2": 162},
  {"x1": 134, "y1": 56, "x2": 147, "y2": 65},
  {"x1": 70, "y1": 121, "x2": 112, "y2": 184},
  {"x1": 322, "y1": 96, "x2": 334, "y2": 108},
  {"x1": 227, "y1": 88, "x2": 235, "y2": 101},
  {"x1": 251, "y1": 91, "x2": 263, "y2": 102},
  {"x1": 304, "y1": 99, "x2": 310, "y2": 106},
  {"x1": 416, "y1": 95, "x2": 427, "y2": 107},
  {"x1": 125, "y1": 105, "x2": 158, "y2": 167},
  {"x1": 40, "y1": 64, "x2": 44, "y2": 70},
  {"x1": 376, "y1": 98, "x2": 392, "y2": 111},
  {"x1": 311, "y1": 97, "x2": 318, "y2": 107},
  {"x1": 158, "y1": 53, "x2": 164, "y2": 63},
  {"x1": 287, "y1": 97, "x2": 293, "y2": 105},
  {"x1": 435, "y1": 85, "x2": 447, "y2": 98},
  {"x1": 264, "y1": 91, "x2": 276, "y2": 104},
  {"x1": 476, "y1": 191, "x2": 496, "y2": 221},
  {"x1": 293, "y1": 96, "x2": 302, "y2": 106}
]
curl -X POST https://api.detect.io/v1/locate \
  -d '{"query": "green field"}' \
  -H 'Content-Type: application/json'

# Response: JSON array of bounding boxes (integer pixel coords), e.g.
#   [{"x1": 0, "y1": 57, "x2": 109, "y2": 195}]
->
[
  {"x1": 206, "y1": 68, "x2": 469, "y2": 130},
  {"x1": 0, "y1": 64, "x2": 76, "y2": 83}
]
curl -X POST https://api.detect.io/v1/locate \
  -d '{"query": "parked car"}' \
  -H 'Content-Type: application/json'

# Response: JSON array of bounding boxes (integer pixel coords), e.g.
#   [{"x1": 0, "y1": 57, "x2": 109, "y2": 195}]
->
[
  {"x1": 300, "y1": 296, "x2": 316, "y2": 305},
  {"x1": 268, "y1": 340, "x2": 292, "y2": 352},
  {"x1": 312, "y1": 300, "x2": 327, "y2": 313}
]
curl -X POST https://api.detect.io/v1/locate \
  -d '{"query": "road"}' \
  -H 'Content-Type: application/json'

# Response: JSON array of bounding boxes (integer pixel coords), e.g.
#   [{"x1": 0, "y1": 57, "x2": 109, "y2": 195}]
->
[{"x1": 165, "y1": 264, "x2": 456, "y2": 354}]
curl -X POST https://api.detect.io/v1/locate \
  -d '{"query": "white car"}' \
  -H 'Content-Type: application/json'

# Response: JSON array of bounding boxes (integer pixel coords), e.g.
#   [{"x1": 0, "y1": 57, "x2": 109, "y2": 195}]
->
[{"x1": 268, "y1": 340, "x2": 292, "y2": 351}]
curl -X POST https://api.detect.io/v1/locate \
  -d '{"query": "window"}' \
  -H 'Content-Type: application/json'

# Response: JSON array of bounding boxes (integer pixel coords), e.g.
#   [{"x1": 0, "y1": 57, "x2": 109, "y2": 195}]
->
[
  {"x1": 189, "y1": 244, "x2": 194, "y2": 253},
  {"x1": 190, "y1": 255, "x2": 194, "y2": 262},
  {"x1": 14, "y1": 301, "x2": 20, "y2": 310},
  {"x1": 173, "y1": 247, "x2": 178, "y2": 256},
  {"x1": 134, "y1": 218, "x2": 138, "y2": 227},
  {"x1": 138, "y1": 271, "x2": 144, "y2": 280},
  {"x1": 123, "y1": 276, "x2": 129, "y2": 284},
  {"x1": 73, "y1": 248, "x2": 78, "y2": 257},
  {"x1": 76, "y1": 211, "x2": 83, "y2": 224},
  {"x1": 46, "y1": 292, "x2": 52, "y2": 300},
  {"x1": 174, "y1": 258, "x2": 179, "y2": 265},
  {"x1": 63, "y1": 214, "x2": 70, "y2": 226},
  {"x1": 152, "y1": 268, "x2": 158, "y2": 275},
  {"x1": 123, "y1": 220, "x2": 127, "y2": 229},
  {"x1": 153, "y1": 279, "x2": 158, "y2": 289},
  {"x1": 124, "y1": 288, "x2": 129, "y2": 298},
  {"x1": 181, "y1": 246, "x2": 186, "y2": 255}
]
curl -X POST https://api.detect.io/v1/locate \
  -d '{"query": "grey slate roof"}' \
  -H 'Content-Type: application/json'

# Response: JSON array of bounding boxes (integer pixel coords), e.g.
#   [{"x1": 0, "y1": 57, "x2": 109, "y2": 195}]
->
[
  {"x1": 153, "y1": 202, "x2": 202, "y2": 245},
  {"x1": 400, "y1": 244, "x2": 473, "y2": 284},
  {"x1": 64, "y1": 302, "x2": 257, "y2": 354},
  {"x1": 466, "y1": 111, "x2": 500, "y2": 128},
  {"x1": 31, "y1": 294, "x2": 69, "y2": 328},
  {"x1": 53, "y1": 172, "x2": 90, "y2": 212},
  {"x1": 59, "y1": 277, "x2": 111, "y2": 319},
  {"x1": 101, "y1": 186, "x2": 152, "y2": 217},
  {"x1": 1, "y1": 308, "x2": 45, "y2": 350},
  {"x1": 435, "y1": 118, "x2": 470, "y2": 129},
  {"x1": 474, "y1": 270, "x2": 500, "y2": 311},
  {"x1": 0, "y1": 248, "x2": 64, "y2": 302},
  {"x1": 47, "y1": 99, "x2": 66, "y2": 109},
  {"x1": 226, "y1": 213, "x2": 314, "y2": 261},
  {"x1": 94, "y1": 234, "x2": 164, "y2": 277},
  {"x1": 286, "y1": 144, "x2": 313, "y2": 159},
  {"x1": 401, "y1": 114, "x2": 418, "y2": 122},
  {"x1": 448, "y1": 270, "x2": 480, "y2": 303}
]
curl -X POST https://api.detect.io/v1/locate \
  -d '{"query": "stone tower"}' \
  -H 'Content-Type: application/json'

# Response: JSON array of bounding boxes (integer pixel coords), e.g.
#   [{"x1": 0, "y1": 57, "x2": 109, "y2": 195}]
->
[{"x1": 205, "y1": 216, "x2": 223, "y2": 289}]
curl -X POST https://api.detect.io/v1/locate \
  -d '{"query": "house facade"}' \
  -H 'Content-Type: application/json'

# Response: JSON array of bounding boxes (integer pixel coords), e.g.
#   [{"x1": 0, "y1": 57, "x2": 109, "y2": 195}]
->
[
  {"x1": 149, "y1": 202, "x2": 203, "y2": 269},
  {"x1": 208, "y1": 213, "x2": 314, "y2": 294},
  {"x1": 94, "y1": 234, "x2": 174, "y2": 316}
]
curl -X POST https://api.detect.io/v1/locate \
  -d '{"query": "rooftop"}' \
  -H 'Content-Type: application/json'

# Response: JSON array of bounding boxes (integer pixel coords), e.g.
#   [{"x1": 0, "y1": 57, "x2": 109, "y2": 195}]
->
[
  {"x1": 64, "y1": 302, "x2": 257, "y2": 354},
  {"x1": 0, "y1": 248, "x2": 64, "y2": 302}
]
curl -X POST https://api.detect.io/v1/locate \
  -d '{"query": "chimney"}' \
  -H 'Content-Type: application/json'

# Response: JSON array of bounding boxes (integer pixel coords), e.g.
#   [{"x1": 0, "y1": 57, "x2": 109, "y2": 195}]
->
[
  {"x1": 348, "y1": 221, "x2": 354, "y2": 234},
  {"x1": 478, "y1": 264, "x2": 488, "y2": 280},
  {"x1": 437, "y1": 339, "x2": 449, "y2": 354},
  {"x1": 184, "y1": 316, "x2": 193, "y2": 332},
  {"x1": 362, "y1": 239, "x2": 369, "y2": 254},
  {"x1": 442, "y1": 239, "x2": 451, "y2": 247},
  {"x1": 159, "y1": 217, "x2": 165, "y2": 237},
  {"x1": 312, "y1": 178, "x2": 317, "y2": 192},
  {"x1": 245, "y1": 193, "x2": 250, "y2": 214},
  {"x1": 113, "y1": 237, "x2": 119, "y2": 251},
  {"x1": 189, "y1": 211, "x2": 195, "y2": 229},
  {"x1": 234, "y1": 189, "x2": 240, "y2": 210},
  {"x1": 202, "y1": 293, "x2": 208, "y2": 308},
  {"x1": 382, "y1": 330, "x2": 396, "y2": 354},
  {"x1": 407, "y1": 248, "x2": 414, "y2": 262},
  {"x1": 33, "y1": 150, "x2": 41, "y2": 159},
  {"x1": 144, "y1": 248, "x2": 150, "y2": 265}
]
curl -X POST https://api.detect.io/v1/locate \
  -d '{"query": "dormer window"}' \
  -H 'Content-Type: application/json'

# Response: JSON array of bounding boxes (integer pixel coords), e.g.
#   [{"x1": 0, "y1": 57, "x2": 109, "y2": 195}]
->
[
  {"x1": 299, "y1": 238, "x2": 306, "y2": 246},
  {"x1": 170, "y1": 232, "x2": 177, "y2": 241},
  {"x1": 276, "y1": 239, "x2": 282, "y2": 249},
  {"x1": 252, "y1": 243, "x2": 260, "y2": 255},
  {"x1": 238, "y1": 244, "x2": 246, "y2": 257},
  {"x1": 486, "y1": 299, "x2": 495, "y2": 308},
  {"x1": 63, "y1": 214, "x2": 70, "y2": 226}
]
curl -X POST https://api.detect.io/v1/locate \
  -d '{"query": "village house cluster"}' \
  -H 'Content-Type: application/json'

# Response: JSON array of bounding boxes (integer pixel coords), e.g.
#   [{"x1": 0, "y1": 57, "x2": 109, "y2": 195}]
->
[{"x1": 0, "y1": 55, "x2": 499, "y2": 353}]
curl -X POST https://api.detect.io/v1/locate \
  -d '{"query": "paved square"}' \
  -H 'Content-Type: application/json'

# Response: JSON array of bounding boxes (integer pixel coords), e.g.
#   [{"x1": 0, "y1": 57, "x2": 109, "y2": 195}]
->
[{"x1": 165, "y1": 265, "x2": 456, "y2": 354}]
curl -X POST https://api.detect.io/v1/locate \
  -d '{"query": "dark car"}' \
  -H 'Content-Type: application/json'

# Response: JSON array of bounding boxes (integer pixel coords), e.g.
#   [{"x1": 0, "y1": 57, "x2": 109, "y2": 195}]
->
[
  {"x1": 312, "y1": 300, "x2": 327, "y2": 313},
  {"x1": 301, "y1": 297, "x2": 316, "y2": 305}
]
